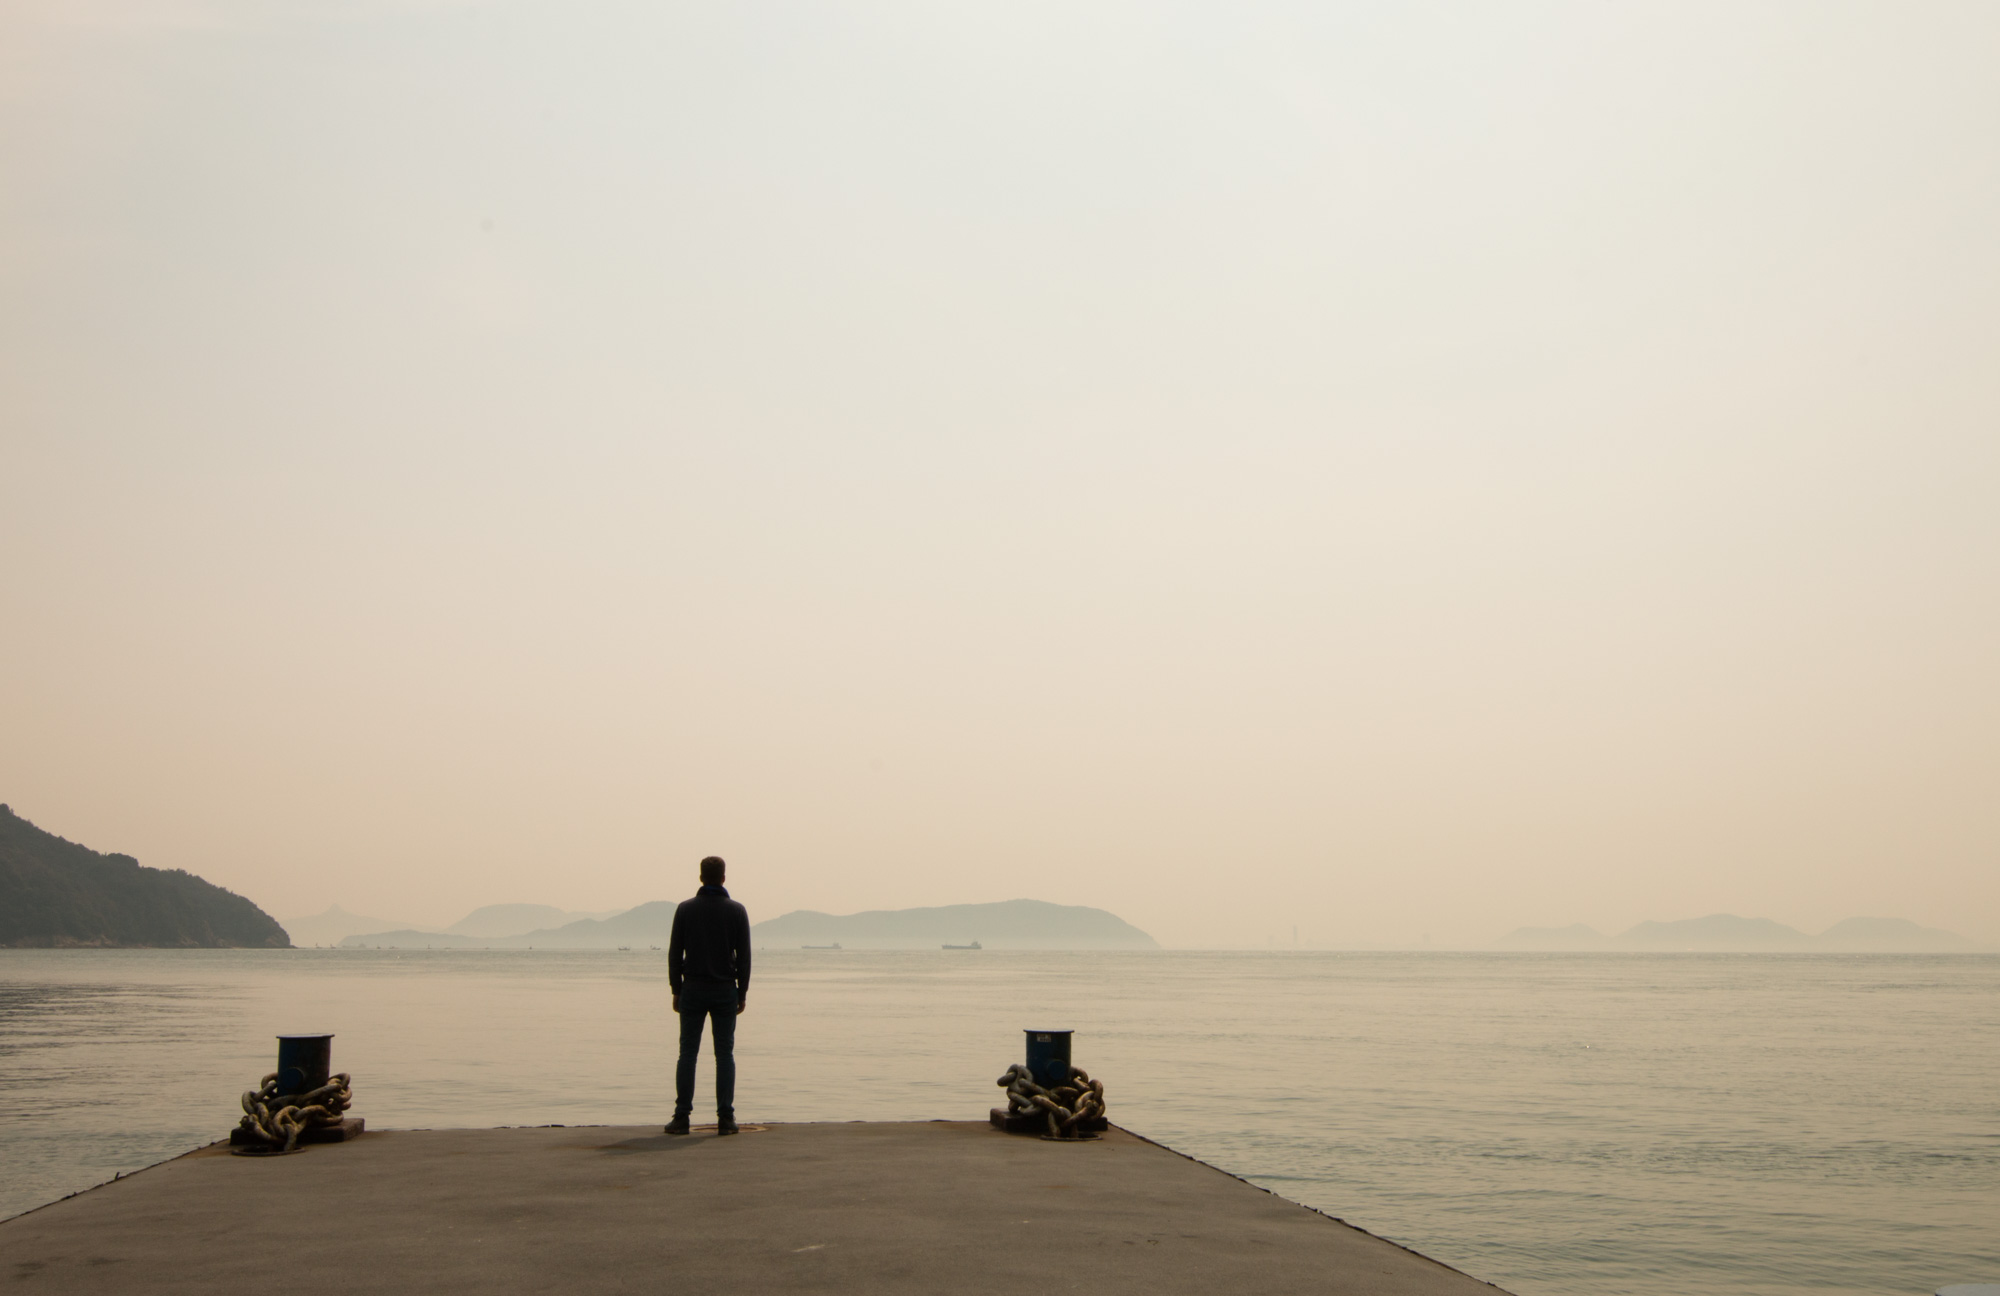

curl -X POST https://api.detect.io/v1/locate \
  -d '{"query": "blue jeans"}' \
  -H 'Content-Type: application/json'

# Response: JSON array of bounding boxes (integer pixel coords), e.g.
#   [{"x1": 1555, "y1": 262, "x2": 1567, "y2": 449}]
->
[{"x1": 674, "y1": 982, "x2": 739, "y2": 1120}]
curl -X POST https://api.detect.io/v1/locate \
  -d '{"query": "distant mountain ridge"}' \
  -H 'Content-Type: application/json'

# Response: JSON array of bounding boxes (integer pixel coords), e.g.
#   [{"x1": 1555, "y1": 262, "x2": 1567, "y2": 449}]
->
[
  {"x1": 341, "y1": 898, "x2": 1157, "y2": 950},
  {"x1": 282, "y1": 904, "x2": 407, "y2": 948},
  {"x1": 754, "y1": 900, "x2": 1158, "y2": 949},
  {"x1": 0, "y1": 804, "x2": 289, "y2": 948},
  {"x1": 342, "y1": 901, "x2": 685, "y2": 949},
  {"x1": 446, "y1": 903, "x2": 621, "y2": 938},
  {"x1": 1494, "y1": 913, "x2": 1982, "y2": 952},
  {"x1": 290, "y1": 902, "x2": 623, "y2": 947}
]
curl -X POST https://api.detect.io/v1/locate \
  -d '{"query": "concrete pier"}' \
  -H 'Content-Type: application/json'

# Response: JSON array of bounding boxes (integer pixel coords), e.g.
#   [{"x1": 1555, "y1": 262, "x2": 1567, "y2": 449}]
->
[{"x1": 0, "y1": 1123, "x2": 1508, "y2": 1294}]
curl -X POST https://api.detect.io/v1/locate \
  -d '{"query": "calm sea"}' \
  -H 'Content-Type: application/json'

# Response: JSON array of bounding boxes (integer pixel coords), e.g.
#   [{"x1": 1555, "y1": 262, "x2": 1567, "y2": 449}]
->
[{"x1": 2, "y1": 949, "x2": 1994, "y2": 1295}]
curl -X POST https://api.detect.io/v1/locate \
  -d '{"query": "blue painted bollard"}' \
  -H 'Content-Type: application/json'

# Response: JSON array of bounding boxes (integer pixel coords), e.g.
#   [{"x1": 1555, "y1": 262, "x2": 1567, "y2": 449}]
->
[
  {"x1": 275, "y1": 1033, "x2": 333, "y2": 1095},
  {"x1": 1025, "y1": 1029, "x2": 1073, "y2": 1088}
]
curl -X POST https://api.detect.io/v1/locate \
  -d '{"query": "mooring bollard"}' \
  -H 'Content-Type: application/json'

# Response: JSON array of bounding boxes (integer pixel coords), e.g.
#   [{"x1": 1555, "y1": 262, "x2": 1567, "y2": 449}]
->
[
  {"x1": 275, "y1": 1033, "x2": 333, "y2": 1094},
  {"x1": 230, "y1": 1033, "x2": 363, "y2": 1155},
  {"x1": 992, "y1": 1030, "x2": 1107, "y2": 1139},
  {"x1": 1024, "y1": 1029, "x2": 1073, "y2": 1089}
]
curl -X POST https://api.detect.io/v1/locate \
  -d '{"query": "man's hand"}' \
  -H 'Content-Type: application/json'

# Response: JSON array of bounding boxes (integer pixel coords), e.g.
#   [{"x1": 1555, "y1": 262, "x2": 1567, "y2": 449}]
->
[
  {"x1": 672, "y1": 994, "x2": 681, "y2": 1014},
  {"x1": 736, "y1": 999, "x2": 747, "y2": 1015}
]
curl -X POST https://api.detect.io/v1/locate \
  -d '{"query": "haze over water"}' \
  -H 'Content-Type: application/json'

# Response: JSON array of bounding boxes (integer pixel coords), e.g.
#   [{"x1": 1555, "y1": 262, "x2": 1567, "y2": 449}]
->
[
  {"x1": 5, "y1": 949, "x2": 1996, "y2": 1296},
  {"x1": 6, "y1": 0, "x2": 2000, "y2": 950}
]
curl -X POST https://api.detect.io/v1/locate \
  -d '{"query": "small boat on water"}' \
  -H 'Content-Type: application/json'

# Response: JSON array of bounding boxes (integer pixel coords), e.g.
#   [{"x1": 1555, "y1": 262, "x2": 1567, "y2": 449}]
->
[
  {"x1": 943, "y1": 941, "x2": 982, "y2": 950},
  {"x1": 802, "y1": 942, "x2": 842, "y2": 950}
]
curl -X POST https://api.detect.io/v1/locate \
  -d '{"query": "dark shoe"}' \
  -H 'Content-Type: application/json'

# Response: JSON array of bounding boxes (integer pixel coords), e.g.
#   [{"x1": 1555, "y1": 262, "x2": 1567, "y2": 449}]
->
[
  {"x1": 664, "y1": 1116, "x2": 690, "y2": 1136},
  {"x1": 716, "y1": 1118, "x2": 739, "y2": 1136}
]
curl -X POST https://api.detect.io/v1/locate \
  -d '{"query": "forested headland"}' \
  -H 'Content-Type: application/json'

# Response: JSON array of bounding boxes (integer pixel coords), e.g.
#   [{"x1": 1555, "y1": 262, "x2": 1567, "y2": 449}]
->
[{"x1": 0, "y1": 804, "x2": 289, "y2": 948}]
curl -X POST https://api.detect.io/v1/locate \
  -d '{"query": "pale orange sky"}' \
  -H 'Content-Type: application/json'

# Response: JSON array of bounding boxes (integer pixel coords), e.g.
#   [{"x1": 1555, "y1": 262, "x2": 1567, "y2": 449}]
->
[{"x1": 4, "y1": 1, "x2": 1997, "y2": 946}]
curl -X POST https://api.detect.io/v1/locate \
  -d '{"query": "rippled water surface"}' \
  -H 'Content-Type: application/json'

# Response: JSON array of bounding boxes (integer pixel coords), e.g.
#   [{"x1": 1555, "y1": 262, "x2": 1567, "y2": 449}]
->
[{"x1": 2, "y1": 949, "x2": 1995, "y2": 1295}]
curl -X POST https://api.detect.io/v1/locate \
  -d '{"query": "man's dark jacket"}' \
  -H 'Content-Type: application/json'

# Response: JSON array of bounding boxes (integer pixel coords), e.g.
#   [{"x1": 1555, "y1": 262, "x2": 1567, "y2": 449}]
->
[{"x1": 668, "y1": 885, "x2": 751, "y2": 998}]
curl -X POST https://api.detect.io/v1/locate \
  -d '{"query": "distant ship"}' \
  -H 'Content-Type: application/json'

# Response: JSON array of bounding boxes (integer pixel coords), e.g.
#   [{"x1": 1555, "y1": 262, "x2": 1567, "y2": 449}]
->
[
  {"x1": 943, "y1": 941, "x2": 982, "y2": 950},
  {"x1": 802, "y1": 942, "x2": 842, "y2": 950}
]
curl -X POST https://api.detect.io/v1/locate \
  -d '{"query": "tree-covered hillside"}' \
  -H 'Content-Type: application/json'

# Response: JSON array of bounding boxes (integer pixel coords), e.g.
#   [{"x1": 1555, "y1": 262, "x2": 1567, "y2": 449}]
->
[{"x1": 0, "y1": 805, "x2": 289, "y2": 948}]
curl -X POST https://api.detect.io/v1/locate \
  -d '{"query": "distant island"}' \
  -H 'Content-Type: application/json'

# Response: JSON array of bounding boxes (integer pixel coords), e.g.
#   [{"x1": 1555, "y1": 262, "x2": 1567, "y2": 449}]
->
[
  {"x1": 445, "y1": 902, "x2": 621, "y2": 938},
  {"x1": 283, "y1": 901, "x2": 618, "y2": 947},
  {"x1": 0, "y1": 804, "x2": 290, "y2": 948},
  {"x1": 281, "y1": 904, "x2": 409, "y2": 948},
  {"x1": 337, "y1": 898, "x2": 1158, "y2": 951},
  {"x1": 339, "y1": 900, "x2": 688, "y2": 950},
  {"x1": 1494, "y1": 913, "x2": 1983, "y2": 952},
  {"x1": 754, "y1": 900, "x2": 1158, "y2": 950}
]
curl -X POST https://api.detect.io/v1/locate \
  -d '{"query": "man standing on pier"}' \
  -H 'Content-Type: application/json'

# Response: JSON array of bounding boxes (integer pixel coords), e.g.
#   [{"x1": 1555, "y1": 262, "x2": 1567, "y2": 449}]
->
[{"x1": 666, "y1": 855, "x2": 752, "y2": 1136}]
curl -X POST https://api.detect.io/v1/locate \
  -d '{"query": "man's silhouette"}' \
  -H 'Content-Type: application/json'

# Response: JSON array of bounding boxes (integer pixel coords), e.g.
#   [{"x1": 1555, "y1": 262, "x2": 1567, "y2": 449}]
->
[{"x1": 665, "y1": 855, "x2": 751, "y2": 1135}]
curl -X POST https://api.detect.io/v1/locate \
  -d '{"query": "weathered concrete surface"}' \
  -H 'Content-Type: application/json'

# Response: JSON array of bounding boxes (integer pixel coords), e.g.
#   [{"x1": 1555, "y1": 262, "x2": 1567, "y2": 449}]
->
[{"x1": 0, "y1": 1123, "x2": 1508, "y2": 1294}]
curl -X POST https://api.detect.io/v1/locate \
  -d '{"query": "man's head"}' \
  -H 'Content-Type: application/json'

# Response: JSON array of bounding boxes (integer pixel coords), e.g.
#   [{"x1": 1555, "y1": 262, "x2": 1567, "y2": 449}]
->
[{"x1": 700, "y1": 855, "x2": 726, "y2": 886}]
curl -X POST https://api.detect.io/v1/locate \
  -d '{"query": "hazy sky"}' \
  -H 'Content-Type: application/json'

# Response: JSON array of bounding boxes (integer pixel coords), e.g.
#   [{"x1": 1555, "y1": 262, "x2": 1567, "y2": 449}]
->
[{"x1": 5, "y1": 1, "x2": 1997, "y2": 946}]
